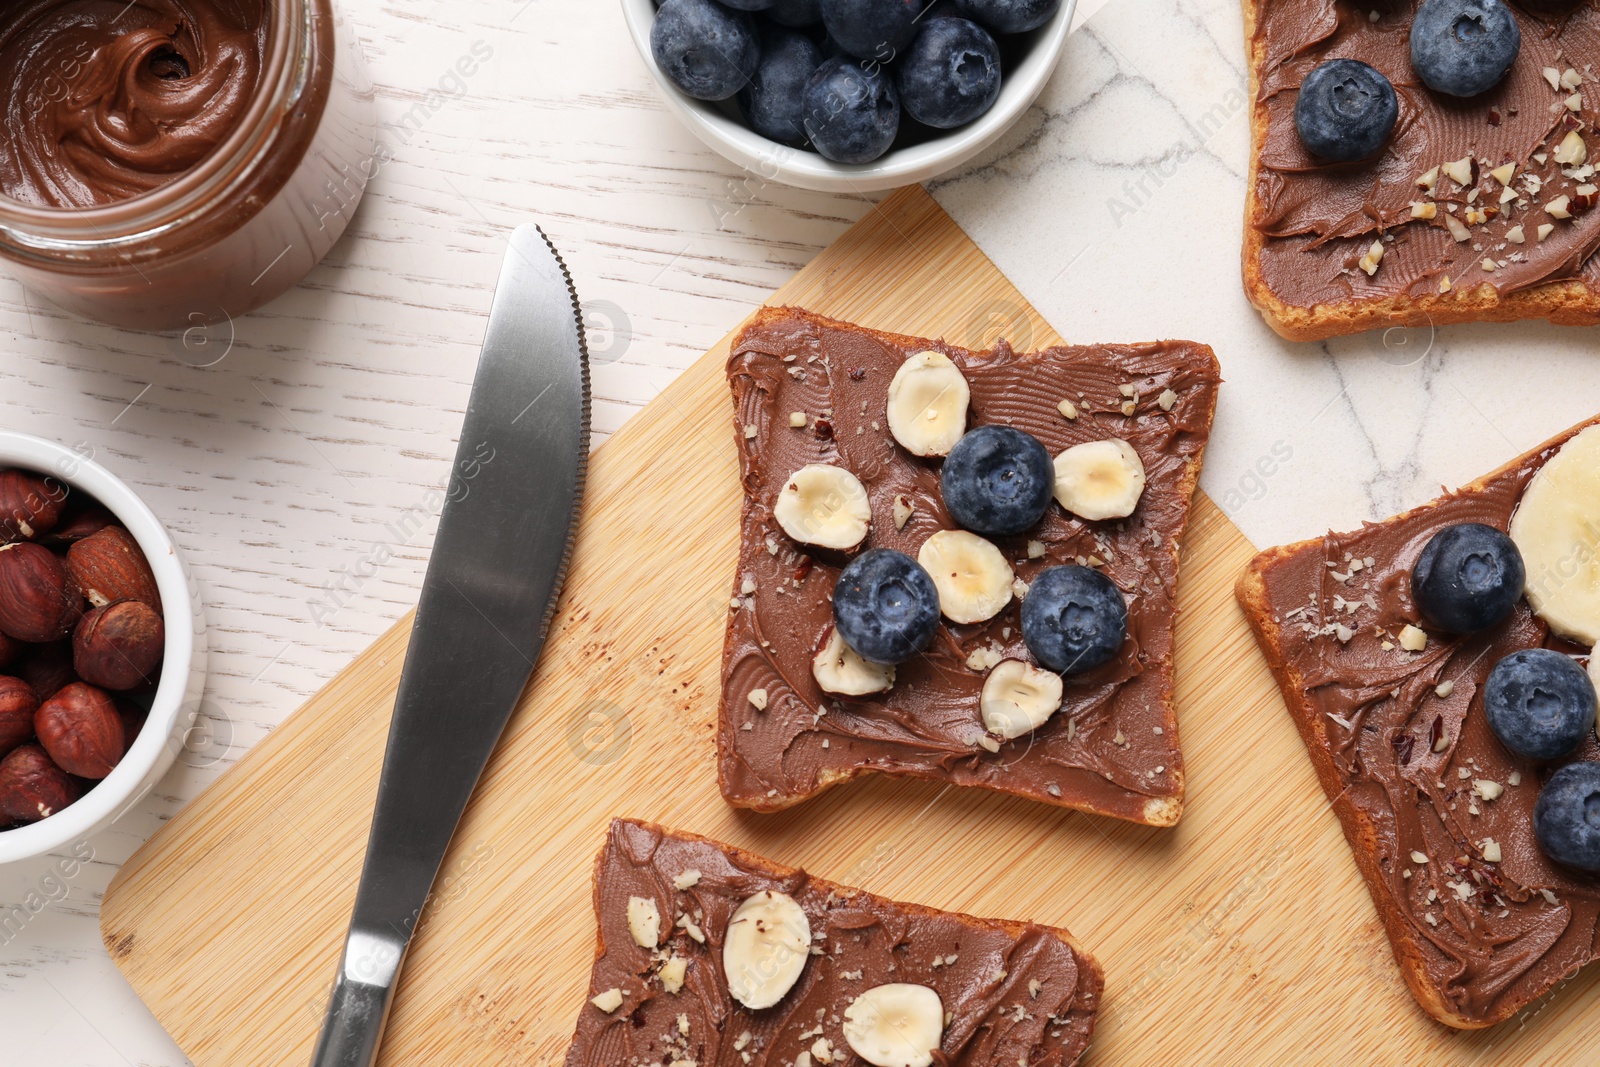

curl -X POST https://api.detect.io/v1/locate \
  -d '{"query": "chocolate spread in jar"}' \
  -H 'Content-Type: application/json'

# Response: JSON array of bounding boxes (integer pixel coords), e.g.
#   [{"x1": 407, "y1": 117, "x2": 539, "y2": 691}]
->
[
  {"x1": 1250, "y1": 1, "x2": 1600, "y2": 308},
  {"x1": 0, "y1": 0, "x2": 268, "y2": 208},
  {"x1": 1245, "y1": 417, "x2": 1600, "y2": 1025}
]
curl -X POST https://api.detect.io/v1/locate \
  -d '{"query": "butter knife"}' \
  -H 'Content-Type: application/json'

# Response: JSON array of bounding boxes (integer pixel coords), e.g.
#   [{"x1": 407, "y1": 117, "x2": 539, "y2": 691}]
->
[{"x1": 310, "y1": 225, "x2": 589, "y2": 1067}]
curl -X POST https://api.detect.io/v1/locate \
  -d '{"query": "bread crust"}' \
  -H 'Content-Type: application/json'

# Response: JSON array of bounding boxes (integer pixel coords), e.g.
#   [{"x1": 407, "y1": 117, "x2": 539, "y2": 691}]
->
[
  {"x1": 1239, "y1": 0, "x2": 1600, "y2": 343},
  {"x1": 1236, "y1": 414, "x2": 1600, "y2": 1028}
]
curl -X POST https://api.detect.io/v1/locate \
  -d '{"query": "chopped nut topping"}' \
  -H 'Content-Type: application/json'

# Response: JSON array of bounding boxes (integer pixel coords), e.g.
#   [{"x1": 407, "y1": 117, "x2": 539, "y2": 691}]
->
[
  {"x1": 1157, "y1": 388, "x2": 1178, "y2": 411},
  {"x1": 1410, "y1": 850, "x2": 1430, "y2": 865},
  {"x1": 1473, "y1": 779, "x2": 1504, "y2": 802},
  {"x1": 789, "y1": 412, "x2": 808, "y2": 428},
  {"x1": 1416, "y1": 166, "x2": 1440, "y2": 192},
  {"x1": 1505, "y1": 224, "x2": 1526, "y2": 244},
  {"x1": 893, "y1": 494, "x2": 914, "y2": 530},
  {"x1": 1554, "y1": 130, "x2": 1588, "y2": 167},
  {"x1": 1544, "y1": 66, "x2": 1564, "y2": 91},
  {"x1": 1439, "y1": 275, "x2": 1452, "y2": 294},
  {"x1": 1562, "y1": 67, "x2": 1585, "y2": 90},
  {"x1": 1435, "y1": 680, "x2": 1455, "y2": 698},
  {"x1": 1490, "y1": 162, "x2": 1517, "y2": 186},
  {"x1": 1481, "y1": 838, "x2": 1503, "y2": 863},
  {"x1": 748, "y1": 689, "x2": 769, "y2": 711},
  {"x1": 1120, "y1": 400, "x2": 1137, "y2": 416},
  {"x1": 1538, "y1": 223, "x2": 1556, "y2": 242},
  {"x1": 1057, "y1": 399, "x2": 1078, "y2": 420},
  {"x1": 1481, "y1": 258, "x2": 1498, "y2": 273},
  {"x1": 1444, "y1": 214, "x2": 1472, "y2": 242},
  {"x1": 1358, "y1": 240, "x2": 1386, "y2": 276},
  {"x1": 1410, "y1": 201, "x2": 1438, "y2": 220},
  {"x1": 661, "y1": 955, "x2": 688, "y2": 993},
  {"x1": 1441, "y1": 156, "x2": 1474, "y2": 185},
  {"x1": 1548, "y1": 194, "x2": 1574, "y2": 220},
  {"x1": 1398, "y1": 625, "x2": 1428, "y2": 652},
  {"x1": 591, "y1": 988, "x2": 624, "y2": 1013},
  {"x1": 743, "y1": 424, "x2": 758, "y2": 440},
  {"x1": 675, "y1": 869, "x2": 703, "y2": 890},
  {"x1": 1027, "y1": 540, "x2": 1046, "y2": 559},
  {"x1": 1509, "y1": 771, "x2": 1523, "y2": 786}
]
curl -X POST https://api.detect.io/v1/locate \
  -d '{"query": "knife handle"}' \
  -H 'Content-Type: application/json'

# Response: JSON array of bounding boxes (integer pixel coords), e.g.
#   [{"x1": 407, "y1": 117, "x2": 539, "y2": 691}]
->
[{"x1": 310, "y1": 929, "x2": 407, "y2": 1067}]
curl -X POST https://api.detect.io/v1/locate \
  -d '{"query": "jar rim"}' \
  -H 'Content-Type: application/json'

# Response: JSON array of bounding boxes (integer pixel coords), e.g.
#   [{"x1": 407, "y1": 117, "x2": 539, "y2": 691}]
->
[{"x1": 0, "y1": 0, "x2": 306, "y2": 248}]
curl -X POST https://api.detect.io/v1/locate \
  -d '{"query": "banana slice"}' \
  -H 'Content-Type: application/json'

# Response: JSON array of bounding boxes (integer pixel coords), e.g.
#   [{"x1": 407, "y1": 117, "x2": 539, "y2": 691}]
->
[
  {"x1": 1053, "y1": 438, "x2": 1147, "y2": 520},
  {"x1": 774, "y1": 464, "x2": 872, "y2": 550},
  {"x1": 886, "y1": 351, "x2": 970, "y2": 457},
  {"x1": 723, "y1": 890, "x2": 811, "y2": 1010},
  {"x1": 1510, "y1": 424, "x2": 1600, "y2": 645},
  {"x1": 917, "y1": 529, "x2": 1013, "y2": 624},
  {"x1": 627, "y1": 896, "x2": 661, "y2": 948},
  {"x1": 981, "y1": 659, "x2": 1065, "y2": 740},
  {"x1": 813, "y1": 627, "x2": 895, "y2": 695},
  {"x1": 842, "y1": 984, "x2": 945, "y2": 1067}
]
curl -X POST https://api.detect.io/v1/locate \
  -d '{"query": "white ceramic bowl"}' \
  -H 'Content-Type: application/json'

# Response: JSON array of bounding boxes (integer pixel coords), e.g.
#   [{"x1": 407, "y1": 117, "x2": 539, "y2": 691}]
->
[
  {"x1": 621, "y1": 0, "x2": 1075, "y2": 192},
  {"x1": 0, "y1": 432, "x2": 207, "y2": 864}
]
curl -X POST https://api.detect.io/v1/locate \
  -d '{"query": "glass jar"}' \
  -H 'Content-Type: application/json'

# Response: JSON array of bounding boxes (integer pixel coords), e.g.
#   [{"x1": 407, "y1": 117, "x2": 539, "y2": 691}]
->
[{"x1": 0, "y1": 0, "x2": 376, "y2": 332}]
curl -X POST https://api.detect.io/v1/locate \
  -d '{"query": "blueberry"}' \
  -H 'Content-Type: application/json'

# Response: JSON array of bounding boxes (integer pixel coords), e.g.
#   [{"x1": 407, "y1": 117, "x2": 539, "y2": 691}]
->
[
  {"x1": 940, "y1": 425, "x2": 1054, "y2": 537},
  {"x1": 802, "y1": 57, "x2": 900, "y2": 163},
  {"x1": 955, "y1": 0, "x2": 1062, "y2": 34},
  {"x1": 1535, "y1": 762, "x2": 1600, "y2": 872},
  {"x1": 719, "y1": 0, "x2": 774, "y2": 7},
  {"x1": 651, "y1": 0, "x2": 760, "y2": 102},
  {"x1": 1484, "y1": 649, "x2": 1597, "y2": 761},
  {"x1": 895, "y1": 18, "x2": 1002, "y2": 129},
  {"x1": 1410, "y1": 0, "x2": 1521, "y2": 98},
  {"x1": 1293, "y1": 59, "x2": 1398, "y2": 162},
  {"x1": 833, "y1": 548, "x2": 941, "y2": 664},
  {"x1": 1412, "y1": 522, "x2": 1525, "y2": 633},
  {"x1": 767, "y1": 0, "x2": 822, "y2": 25},
  {"x1": 740, "y1": 29, "x2": 824, "y2": 143},
  {"x1": 1021, "y1": 565, "x2": 1128, "y2": 675},
  {"x1": 819, "y1": 0, "x2": 922, "y2": 60}
]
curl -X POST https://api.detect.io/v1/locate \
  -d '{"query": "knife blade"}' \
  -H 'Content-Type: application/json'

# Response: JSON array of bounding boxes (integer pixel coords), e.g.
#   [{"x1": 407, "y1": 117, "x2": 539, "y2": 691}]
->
[{"x1": 310, "y1": 225, "x2": 589, "y2": 1067}]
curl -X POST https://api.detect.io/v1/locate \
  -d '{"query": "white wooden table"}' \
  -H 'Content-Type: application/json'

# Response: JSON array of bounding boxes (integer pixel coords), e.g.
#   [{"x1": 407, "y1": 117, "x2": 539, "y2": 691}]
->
[
  {"x1": 0, "y1": 1, "x2": 1105, "y2": 1061},
  {"x1": 13, "y1": 0, "x2": 1600, "y2": 1060}
]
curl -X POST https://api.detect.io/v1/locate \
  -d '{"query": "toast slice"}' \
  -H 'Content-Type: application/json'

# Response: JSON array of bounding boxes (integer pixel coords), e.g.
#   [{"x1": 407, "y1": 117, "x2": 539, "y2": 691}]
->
[
  {"x1": 719, "y1": 307, "x2": 1220, "y2": 825},
  {"x1": 1238, "y1": 415, "x2": 1600, "y2": 1027},
  {"x1": 562, "y1": 819, "x2": 1103, "y2": 1065},
  {"x1": 1242, "y1": 0, "x2": 1600, "y2": 341}
]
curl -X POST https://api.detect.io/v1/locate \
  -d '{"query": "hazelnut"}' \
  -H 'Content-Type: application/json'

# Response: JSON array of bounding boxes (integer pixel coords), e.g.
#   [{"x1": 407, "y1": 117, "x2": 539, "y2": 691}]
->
[
  {"x1": 35, "y1": 682, "x2": 124, "y2": 779},
  {"x1": 0, "y1": 744, "x2": 78, "y2": 824},
  {"x1": 65, "y1": 527, "x2": 161, "y2": 613},
  {"x1": 0, "y1": 469, "x2": 66, "y2": 543},
  {"x1": 47, "y1": 505, "x2": 116, "y2": 546},
  {"x1": 0, "y1": 542, "x2": 85, "y2": 643},
  {"x1": 73, "y1": 600, "x2": 164, "y2": 691},
  {"x1": 0, "y1": 675, "x2": 37, "y2": 759},
  {"x1": 16, "y1": 640, "x2": 76, "y2": 703}
]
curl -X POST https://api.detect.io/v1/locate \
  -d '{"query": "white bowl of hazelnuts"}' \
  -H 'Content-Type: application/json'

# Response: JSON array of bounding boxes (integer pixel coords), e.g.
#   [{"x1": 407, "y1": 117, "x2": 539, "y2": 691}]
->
[{"x1": 0, "y1": 432, "x2": 207, "y2": 864}]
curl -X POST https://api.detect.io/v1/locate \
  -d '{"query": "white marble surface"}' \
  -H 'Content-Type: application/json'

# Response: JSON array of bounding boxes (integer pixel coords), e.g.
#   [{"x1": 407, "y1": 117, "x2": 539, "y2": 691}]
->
[{"x1": 0, "y1": 0, "x2": 1594, "y2": 1062}]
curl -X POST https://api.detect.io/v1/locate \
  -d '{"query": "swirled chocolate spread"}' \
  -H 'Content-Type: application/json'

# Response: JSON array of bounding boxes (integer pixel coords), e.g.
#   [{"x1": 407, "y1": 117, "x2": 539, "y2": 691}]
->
[
  {"x1": 0, "y1": 0, "x2": 267, "y2": 207},
  {"x1": 564, "y1": 819, "x2": 1102, "y2": 1066},
  {"x1": 719, "y1": 308, "x2": 1220, "y2": 825},
  {"x1": 1240, "y1": 417, "x2": 1600, "y2": 1027},
  {"x1": 1251, "y1": 0, "x2": 1600, "y2": 307}
]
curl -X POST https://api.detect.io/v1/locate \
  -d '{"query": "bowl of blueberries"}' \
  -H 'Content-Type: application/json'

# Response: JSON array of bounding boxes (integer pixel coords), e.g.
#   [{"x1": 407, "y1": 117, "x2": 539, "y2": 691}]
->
[{"x1": 622, "y1": 0, "x2": 1076, "y2": 191}]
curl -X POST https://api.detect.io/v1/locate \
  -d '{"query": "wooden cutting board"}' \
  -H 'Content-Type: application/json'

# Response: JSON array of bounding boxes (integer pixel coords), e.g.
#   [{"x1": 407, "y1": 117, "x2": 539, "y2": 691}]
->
[{"x1": 101, "y1": 187, "x2": 1600, "y2": 1065}]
